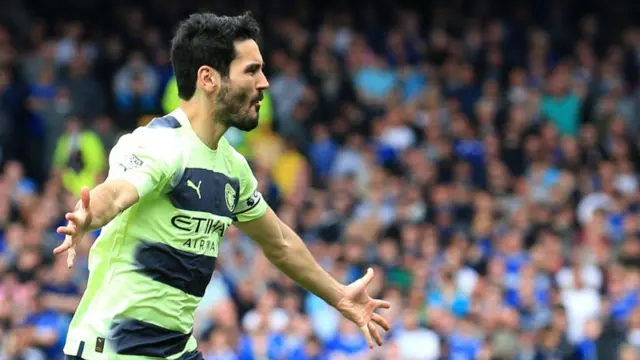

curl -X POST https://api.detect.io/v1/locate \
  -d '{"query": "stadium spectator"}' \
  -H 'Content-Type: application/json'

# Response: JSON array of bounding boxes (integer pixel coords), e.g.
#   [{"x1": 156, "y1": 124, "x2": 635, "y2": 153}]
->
[
  {"x1": 51, "y1": 117, "x2": 106, "y2": 197},
  {"x1": 113, "y1": 50, "x2": 160, "y2": 130}
]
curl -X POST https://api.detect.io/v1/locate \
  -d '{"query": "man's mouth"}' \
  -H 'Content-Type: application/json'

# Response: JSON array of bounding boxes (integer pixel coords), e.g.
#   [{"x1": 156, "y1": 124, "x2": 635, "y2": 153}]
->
[
  {"x1": 252, "y1": 93, "x2": 263, "y2": 106},
  {"x1": 252, "y1": 101, "x2": 261, "y2": 113}
]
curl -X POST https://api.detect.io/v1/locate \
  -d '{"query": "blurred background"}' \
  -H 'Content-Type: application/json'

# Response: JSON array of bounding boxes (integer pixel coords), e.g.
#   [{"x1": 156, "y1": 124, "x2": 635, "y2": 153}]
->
[{"x1": 1, "y1": 0, "x2": 640, "y2": 359}]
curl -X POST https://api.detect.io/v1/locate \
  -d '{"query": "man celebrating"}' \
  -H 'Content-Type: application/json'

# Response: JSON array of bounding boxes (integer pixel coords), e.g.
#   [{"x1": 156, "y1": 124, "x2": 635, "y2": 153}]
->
[{"x1": 55, "y1": 11, "x2": 390, "y2": 360}]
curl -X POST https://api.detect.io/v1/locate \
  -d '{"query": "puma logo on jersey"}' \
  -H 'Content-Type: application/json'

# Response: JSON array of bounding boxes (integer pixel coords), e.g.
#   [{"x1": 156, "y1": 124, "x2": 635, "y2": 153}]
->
[{"x1": 186, "y1": 179, "x2": 202, "y2": 199}]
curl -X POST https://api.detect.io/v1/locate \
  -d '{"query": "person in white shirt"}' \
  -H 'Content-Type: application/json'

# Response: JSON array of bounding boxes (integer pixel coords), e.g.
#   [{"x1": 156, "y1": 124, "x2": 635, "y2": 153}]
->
[
  {"x1": 556, "y1": 247, "x2": 603, "y2": 291},
  {"x1": 395, "y1": 309, "x2": 440, "y2": 360},
  {"x1": 561, "y1": 267, "x2": 601, "y2": 344}
]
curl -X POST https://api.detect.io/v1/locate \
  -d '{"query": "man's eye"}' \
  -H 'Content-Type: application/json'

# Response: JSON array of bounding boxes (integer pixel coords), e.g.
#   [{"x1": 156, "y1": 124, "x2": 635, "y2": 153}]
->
[{"x1": 247, "y1": 65, "x2": 262, "y2": 74}]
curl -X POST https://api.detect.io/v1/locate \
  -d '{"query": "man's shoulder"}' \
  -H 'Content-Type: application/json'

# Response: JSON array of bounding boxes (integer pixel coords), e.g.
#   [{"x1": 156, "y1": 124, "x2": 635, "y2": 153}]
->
[
  {"x1": 124, "y1": 116, "x2": 187, "y2": 147},
  {"x1": 111, "y1": 117, "x2": 187, "y2": 169},
  {"x1": 145, "y1": 115, "x2": 184, "y2": 130},
  {"x1": 135, "y1": 115, "x2": 184, "y2": 137}
]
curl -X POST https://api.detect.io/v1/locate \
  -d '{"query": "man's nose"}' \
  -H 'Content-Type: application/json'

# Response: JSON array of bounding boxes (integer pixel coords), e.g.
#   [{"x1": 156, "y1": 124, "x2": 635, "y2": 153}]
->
[{"x1": 256, "y1": 73, "x2": 269, "y2": 90}]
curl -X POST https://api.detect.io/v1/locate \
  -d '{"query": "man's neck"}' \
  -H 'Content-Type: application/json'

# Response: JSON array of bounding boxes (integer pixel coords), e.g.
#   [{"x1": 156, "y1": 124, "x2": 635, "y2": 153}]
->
[{"x1": 179, "y1": 99, "x2": 227, "y2": 150}]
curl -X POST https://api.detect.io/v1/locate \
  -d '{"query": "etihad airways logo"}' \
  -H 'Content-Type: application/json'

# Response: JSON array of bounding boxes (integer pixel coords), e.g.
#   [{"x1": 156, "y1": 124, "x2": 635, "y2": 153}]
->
[{"x1": 170, "y1": 214, "x2": 230, "y2": 237}]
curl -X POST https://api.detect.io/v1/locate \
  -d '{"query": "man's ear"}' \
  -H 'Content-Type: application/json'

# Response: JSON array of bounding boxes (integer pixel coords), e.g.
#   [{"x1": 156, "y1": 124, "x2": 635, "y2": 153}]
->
[{"x1": 196, "y1": 66, "x2": 221, "y2": 93}]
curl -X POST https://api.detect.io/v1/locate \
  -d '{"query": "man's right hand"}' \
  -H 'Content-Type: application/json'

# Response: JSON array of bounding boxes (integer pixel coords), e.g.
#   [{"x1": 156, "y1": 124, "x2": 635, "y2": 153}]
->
[{"x1": 55, "y1": 186, "x2": 93, "y2": 268}]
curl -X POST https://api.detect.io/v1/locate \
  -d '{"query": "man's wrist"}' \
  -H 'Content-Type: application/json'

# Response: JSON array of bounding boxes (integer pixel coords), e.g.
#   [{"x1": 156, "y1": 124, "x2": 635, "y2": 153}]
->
[{"x1": 328, "y1": 283, "x2": 347, "y2": 308}]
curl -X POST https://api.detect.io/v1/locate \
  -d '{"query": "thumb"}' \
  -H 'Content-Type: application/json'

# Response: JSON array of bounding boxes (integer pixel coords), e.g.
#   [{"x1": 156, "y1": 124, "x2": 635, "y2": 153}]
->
[
  {"x1": 359, "y1": 267, "x2": 375, "y2": 287},
  {"x1": 80, "y1": 186, "x2": 91, "y2": 211}
]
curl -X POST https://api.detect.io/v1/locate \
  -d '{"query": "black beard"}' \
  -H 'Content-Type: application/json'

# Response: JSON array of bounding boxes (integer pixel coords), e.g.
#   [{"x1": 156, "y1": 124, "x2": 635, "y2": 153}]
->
[{"x1": 214, "y1": 82, "x2": 259, "y2": 132}]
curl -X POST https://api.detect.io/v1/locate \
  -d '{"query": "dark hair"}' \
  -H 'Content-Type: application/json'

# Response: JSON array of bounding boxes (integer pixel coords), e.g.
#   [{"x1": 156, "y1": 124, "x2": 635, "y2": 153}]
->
[{"x1": 170, "y1": 11, "x2": 260, "y2": 100}]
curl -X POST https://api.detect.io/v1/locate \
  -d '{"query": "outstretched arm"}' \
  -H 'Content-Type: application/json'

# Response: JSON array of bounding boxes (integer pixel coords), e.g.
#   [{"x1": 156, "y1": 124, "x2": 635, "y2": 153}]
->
[
  {"x1": 54, "y1": 181, "x2": 140, "y2": 267},
  {"x1": 237, "y1": 207, "x2": 345, "y2": 306},
  {"x1": 236, "y1": 207, "x2": 391, "y2": 348},
  {"x1": 54, "y1": 129, "x2": 180, "y2": 268},
  {"x1": 73, "y1": 180, "x2": 140, "y2": 232}
]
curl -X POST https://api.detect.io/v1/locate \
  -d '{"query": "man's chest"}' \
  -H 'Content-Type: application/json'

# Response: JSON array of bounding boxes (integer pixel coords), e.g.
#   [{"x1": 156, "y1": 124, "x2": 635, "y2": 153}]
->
[{"x1": 168, "y1": 162, "x2": 241, "y2": 219}]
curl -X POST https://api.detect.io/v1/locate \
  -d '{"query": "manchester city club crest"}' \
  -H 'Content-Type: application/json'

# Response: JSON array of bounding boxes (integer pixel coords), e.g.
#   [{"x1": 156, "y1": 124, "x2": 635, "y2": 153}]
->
[{"x1": 225, "y1": 183, "x2": 236, "y2": 212}]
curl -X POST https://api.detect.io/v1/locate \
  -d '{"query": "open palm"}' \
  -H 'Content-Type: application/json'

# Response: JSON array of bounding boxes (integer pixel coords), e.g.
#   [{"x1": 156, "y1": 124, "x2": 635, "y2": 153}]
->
[{"x1": 335, "y1": 268, "x2": 391, "y2": 348}]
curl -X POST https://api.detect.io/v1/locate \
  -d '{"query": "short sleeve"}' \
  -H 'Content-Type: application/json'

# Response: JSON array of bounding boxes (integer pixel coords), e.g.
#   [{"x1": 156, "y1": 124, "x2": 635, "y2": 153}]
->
[
  {"x1": 233, "y1": 158, "x2": 268, "y2": 222},
  {"x1": 106, "y1": 129, "x2": 180, "y2": 198}
]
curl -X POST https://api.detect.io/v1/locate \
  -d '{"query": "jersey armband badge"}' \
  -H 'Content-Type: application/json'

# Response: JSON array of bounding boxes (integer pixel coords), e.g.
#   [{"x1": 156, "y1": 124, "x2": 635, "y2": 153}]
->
[
  {"x1": 246, "y1": 191, "x2": 260, "y2": 207},
  {"x1": 234, "y1": 191, "x2": 262, "y2": 214}
]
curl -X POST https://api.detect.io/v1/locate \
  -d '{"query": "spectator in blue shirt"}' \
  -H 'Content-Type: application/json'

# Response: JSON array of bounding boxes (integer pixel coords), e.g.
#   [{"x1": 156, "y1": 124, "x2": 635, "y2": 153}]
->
[
  {"x1": 22, "y1": 291, "x2": 71, "y2": 360},
  {"x1": 447, "y1": 316, "x2": 482, "y2": 360}
]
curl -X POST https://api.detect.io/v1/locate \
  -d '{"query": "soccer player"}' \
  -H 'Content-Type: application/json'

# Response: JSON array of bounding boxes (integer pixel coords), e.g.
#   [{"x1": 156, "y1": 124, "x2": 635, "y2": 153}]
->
[{"x1": 54, "y1": 11, "x2": 391, "y2": 360}]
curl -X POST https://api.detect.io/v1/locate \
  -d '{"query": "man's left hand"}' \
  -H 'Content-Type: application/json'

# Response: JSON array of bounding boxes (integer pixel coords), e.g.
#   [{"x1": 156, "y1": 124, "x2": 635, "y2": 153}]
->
[{"x1": 335, "y1": 267, "x2": 392, "y2": 348}]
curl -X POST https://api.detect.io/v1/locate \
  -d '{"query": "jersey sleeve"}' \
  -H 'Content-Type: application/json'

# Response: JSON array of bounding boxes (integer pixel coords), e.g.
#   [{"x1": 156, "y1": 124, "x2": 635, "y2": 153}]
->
[
  {"x1": 233, "y1": 157, "x2": 268, "y2": 222},
  {"x1": 106, "y1": 129, "x2": 181, "y2": 198}
]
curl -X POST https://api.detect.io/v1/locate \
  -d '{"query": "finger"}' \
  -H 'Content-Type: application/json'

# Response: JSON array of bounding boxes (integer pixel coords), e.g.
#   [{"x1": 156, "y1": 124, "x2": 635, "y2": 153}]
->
[
  {"x1": 65, "y1": 212, "x2": 79, "y2": 222},
  {"x1": 360, "y1": 267, "x2": 375, "y2": 287},
  {"x1": 56, "y1": 226, "x2": 76, "y2": 236},
  {"x1": 67, "y1": 247, "x2": 76, "y2": 268},
  {"x1": 80, "y1": 186, "x2": 91, "y2": 211},
  {"x1": 368, "y1": 321, "x2": 383, "y2": 346},
  {"x1": 65, "y1": 213, "x2": 86, "y2": 227},
  {"x1": 374, "y1": 299, "x2": 392, "y2": 310},
  {"x1": 53, "y1": 238, "x2": 73, "y2": 255},
  {"x1": 360, "y1": 324, "x2": 374, "y2": 349},
  {"x1": 372, "y1": 313, "x2": 390, "y2": 331}
]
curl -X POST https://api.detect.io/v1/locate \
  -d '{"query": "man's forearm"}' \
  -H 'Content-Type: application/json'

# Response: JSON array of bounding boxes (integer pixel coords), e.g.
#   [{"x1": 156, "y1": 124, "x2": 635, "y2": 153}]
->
[
  {"x1": 263, "y1": 222, "x2": 346, "y2": 307},
  {"x1": 74, "y1": 180, "x2": 138, "y2": 231}
]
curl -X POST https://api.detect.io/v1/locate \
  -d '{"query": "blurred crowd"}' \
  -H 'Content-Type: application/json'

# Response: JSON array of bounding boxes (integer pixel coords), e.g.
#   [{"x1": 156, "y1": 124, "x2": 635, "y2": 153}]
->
[{"x1": 1, "y1": 0, "x2": 640, "y2": 359}]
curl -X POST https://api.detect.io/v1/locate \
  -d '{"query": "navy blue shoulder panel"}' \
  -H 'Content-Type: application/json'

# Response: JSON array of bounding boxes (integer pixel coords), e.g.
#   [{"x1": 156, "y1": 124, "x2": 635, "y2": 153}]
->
[
  {"x1": 147, "y1": 116, "x2": 181, "y2": 129},
  {"x1": 168, "y1": 168, "x2": 240, "y2": 218}
]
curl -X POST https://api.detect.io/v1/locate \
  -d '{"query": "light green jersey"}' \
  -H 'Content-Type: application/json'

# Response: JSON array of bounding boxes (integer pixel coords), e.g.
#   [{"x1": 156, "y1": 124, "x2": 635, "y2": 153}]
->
[{"x1": 63, "y1": 108, "x2": 268, "y2": 360}]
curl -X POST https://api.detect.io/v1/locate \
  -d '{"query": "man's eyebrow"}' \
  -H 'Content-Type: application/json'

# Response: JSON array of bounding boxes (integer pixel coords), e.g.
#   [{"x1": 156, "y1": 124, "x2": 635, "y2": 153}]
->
[{"x1": 246, "y1": 62, "x2": 264, "y2": 71}]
